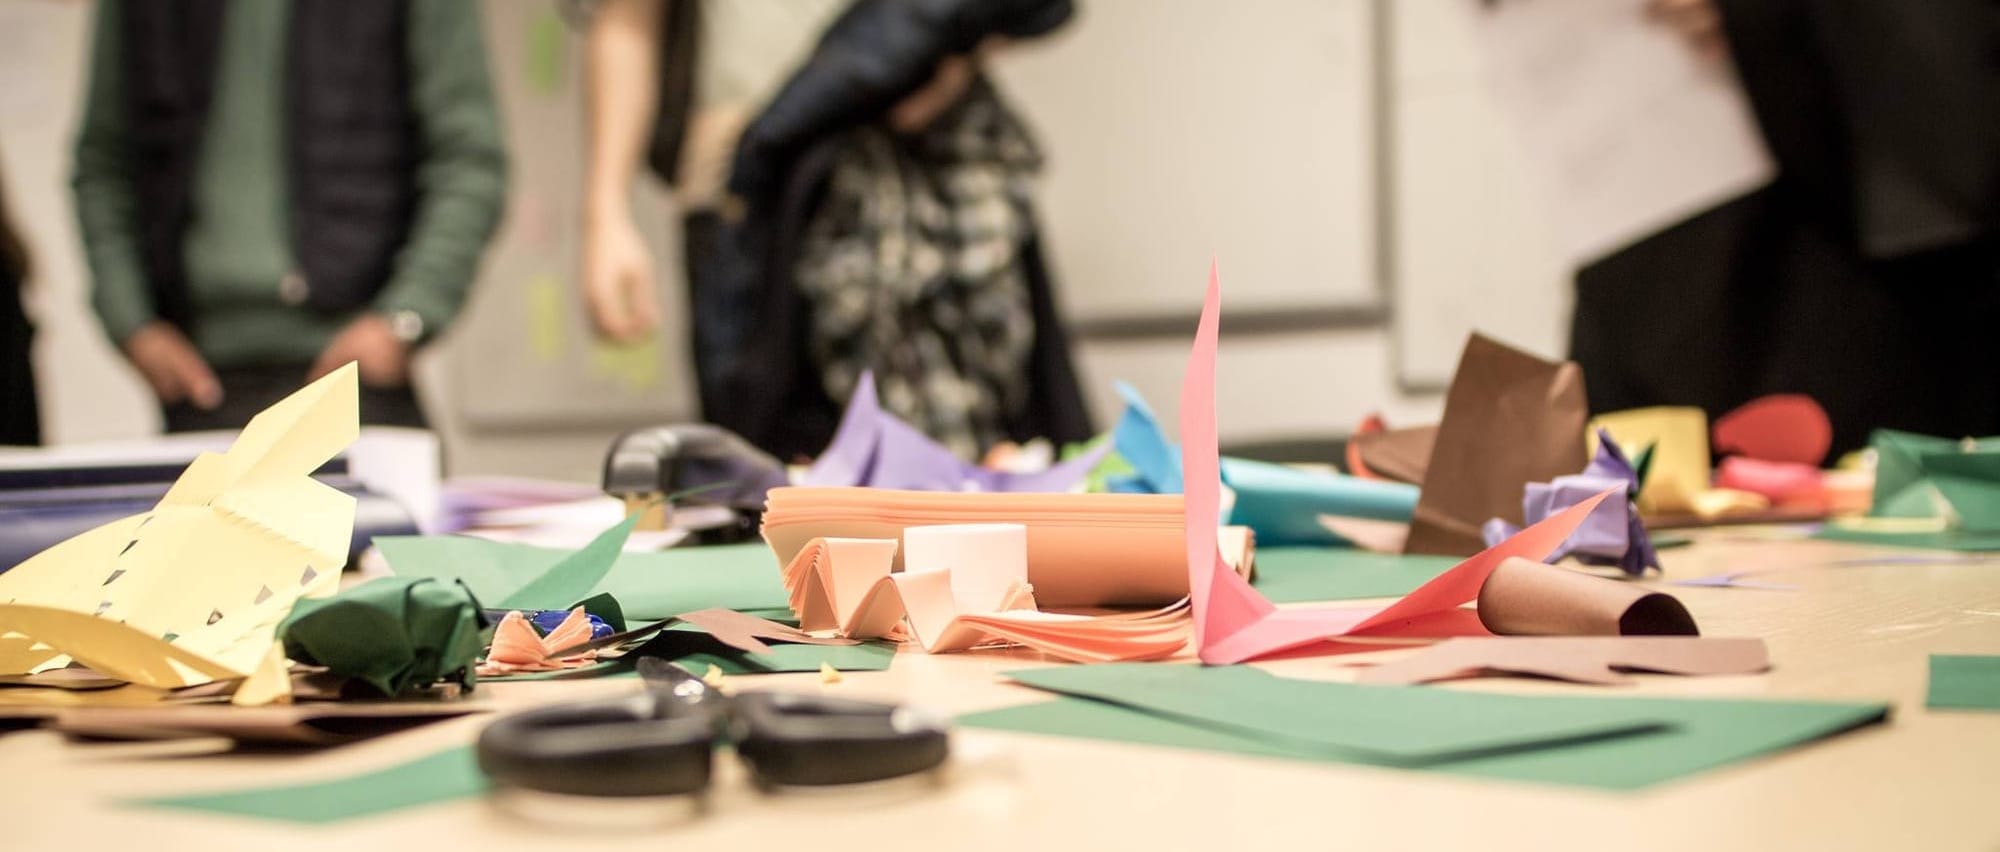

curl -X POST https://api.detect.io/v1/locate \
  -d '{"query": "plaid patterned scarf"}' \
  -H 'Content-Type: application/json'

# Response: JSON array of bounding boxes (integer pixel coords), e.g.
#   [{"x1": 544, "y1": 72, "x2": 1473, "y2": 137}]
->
[{"x1": 793, "y1": 76, "x2": 1041, "y2": 460}]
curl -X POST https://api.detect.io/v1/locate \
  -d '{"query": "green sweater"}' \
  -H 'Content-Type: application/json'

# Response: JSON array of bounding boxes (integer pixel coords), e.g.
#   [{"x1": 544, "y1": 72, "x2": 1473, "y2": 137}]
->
[{"x1": 73, "y1": 0, "x2": 506, "y2": 368}]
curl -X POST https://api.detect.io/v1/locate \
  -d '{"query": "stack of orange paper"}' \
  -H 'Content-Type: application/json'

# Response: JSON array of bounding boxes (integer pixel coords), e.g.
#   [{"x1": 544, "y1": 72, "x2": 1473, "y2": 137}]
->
[
  {"x1": 763, "y1": 487, "x2": 1253, "y2": 608},
  {"x1": 779, "y1": 526, "x2": 1190, "y2": 663}
]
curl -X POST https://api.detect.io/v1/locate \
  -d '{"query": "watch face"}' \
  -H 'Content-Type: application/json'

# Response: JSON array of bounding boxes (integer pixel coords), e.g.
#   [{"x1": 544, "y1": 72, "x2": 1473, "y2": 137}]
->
[{"x1": 389, "y1": 310, "x2": 425, "y2": 343}]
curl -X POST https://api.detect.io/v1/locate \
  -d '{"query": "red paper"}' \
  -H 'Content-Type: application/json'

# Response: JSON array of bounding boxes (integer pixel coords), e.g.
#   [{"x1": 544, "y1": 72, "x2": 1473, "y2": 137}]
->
[
  {"x1": 1180, "y1": 265, "x2": 1613, "y2": 664},
  {"x1": 1713, "y1": 394, "x2": 1832, "y2": 466}
]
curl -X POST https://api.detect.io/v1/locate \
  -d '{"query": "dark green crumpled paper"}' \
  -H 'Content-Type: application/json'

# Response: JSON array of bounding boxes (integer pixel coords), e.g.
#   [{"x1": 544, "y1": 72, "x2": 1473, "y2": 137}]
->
[{"x1": 279, "y1": 577, "x2": 488, "y2": 697}]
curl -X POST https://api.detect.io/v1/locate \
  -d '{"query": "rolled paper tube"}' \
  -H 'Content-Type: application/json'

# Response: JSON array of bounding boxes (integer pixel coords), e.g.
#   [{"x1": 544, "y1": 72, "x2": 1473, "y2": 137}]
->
[{"x1": 1477, "y1": 557, "x2": 1699, "y2": 636}]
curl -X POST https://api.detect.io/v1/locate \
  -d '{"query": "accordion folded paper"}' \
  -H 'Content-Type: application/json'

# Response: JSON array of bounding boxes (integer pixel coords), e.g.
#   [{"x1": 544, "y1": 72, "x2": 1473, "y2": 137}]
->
[
  {"x1": 0, "y1": 365, "x2": 359, "y2": 693},
  {"x1": 779, "y1": 525, "x2": 1188, "y2": 663},
  {"x1": 801, "y1": 371, "x2": 1109, "y2": 492},
  {"x1": 762, "y1": 486, "x2": 1254, "y2": 608}
]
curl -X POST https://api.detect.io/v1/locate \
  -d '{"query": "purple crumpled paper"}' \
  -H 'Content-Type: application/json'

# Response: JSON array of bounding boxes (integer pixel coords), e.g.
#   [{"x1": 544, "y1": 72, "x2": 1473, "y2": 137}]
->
[
  {"x1": 800, "y1": 371, "x2": 1109, "y2": 492},
  {"x1": 1482, "y1": 428, "x2": 1660, "y2": 576}
]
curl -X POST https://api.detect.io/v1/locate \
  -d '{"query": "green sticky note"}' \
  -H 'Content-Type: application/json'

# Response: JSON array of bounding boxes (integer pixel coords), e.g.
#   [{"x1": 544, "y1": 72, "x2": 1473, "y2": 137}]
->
[
  {"x1": 378, "y1": 536, "x2": 788, "y2": 620},
  {"x1": 1251, "y1": 548, "x2": 1459, "y2": 604},
  {"x1": 964, "y1": 666, "x2": 1886, "y2": 791},
  {"x1": 134, "y1": 746, "x2": 487, "y2": 824},
  {"x1": 1927, "y1": 655, "x2": 2000, "y2": 711},
  {"x1": 1004, "y1": 664, "x2": 1663, "y2": 761}
]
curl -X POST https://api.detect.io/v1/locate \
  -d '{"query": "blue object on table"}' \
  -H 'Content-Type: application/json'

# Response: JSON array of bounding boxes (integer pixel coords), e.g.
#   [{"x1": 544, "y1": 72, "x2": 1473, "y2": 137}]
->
[{"x1": 481, "y1": 609, "x2": 616, "y2": 641}]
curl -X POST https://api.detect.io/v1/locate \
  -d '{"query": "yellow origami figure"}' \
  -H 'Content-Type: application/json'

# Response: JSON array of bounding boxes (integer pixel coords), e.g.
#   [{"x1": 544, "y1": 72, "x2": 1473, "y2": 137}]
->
[{"x1": 0, "y1": 364, "x2": 360, "y2": 700}]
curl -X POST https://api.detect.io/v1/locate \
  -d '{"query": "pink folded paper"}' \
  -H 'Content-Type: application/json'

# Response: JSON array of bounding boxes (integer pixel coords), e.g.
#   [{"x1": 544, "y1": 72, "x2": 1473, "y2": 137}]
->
[
  {"x1": 781, "y1": 525, "x2": 1189, "y2": 663},
  {"x1": 1180, "y1": 265, "x2": 1615, "y2": 664},
  {"x1": 479, "y1": 608, "x2": 597, "y2": 676}
]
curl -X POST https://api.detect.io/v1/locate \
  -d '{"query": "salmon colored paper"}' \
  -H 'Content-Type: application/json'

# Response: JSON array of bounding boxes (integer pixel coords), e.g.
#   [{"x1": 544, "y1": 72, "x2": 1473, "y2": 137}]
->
[
  {"x1": 1180, "y1": 265, "x2": 1617, "y2": 664},
  {"x1": 779, "y1": 525, "x2": 1188, "y2": 663},
  {"x1": 479, "y1": 609, "x2": 598, "y2": 676},
  {"x1": 762, "y1": 487, "x2": 1254, "y2": 608},
  {"x1": 1713, "y1": 394, "x2": 1832, "y2": 466}
]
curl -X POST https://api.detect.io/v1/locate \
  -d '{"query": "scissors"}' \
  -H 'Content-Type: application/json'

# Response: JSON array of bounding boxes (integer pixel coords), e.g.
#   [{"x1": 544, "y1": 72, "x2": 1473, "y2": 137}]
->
[{"x1": 476, "y1": 657, "x2": 950, "y2": 797}]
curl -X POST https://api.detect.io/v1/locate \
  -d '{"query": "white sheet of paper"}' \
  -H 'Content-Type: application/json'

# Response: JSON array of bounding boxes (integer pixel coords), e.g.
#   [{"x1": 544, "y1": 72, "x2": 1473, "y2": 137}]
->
[{"x1": 1476, "y1": 0, "x2": 1774, "y2": 266}]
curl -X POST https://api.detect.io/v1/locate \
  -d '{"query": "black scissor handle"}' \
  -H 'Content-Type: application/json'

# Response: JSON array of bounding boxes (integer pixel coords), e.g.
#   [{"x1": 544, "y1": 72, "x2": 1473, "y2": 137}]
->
[
  {"x1": 731, "y1": 692, "x2": 950, "y2": 788},
  {"x1": 477, "y1": 693, "x2": 718, "y2": 797}
]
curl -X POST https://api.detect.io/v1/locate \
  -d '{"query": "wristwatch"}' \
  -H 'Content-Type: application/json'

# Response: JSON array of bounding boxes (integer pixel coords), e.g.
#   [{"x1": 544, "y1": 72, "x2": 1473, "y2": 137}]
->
[{"x1": 384, "y1": 309, "x2": 426, "y2": 345}]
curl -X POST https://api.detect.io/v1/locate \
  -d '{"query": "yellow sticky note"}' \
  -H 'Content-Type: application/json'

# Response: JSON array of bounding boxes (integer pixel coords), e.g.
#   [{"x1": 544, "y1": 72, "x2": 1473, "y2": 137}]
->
[
  {"x1": 1591, "y1": 407, "x2": 1710, "y2": 514},
  {"x1": 0, "y1": 365, "x2": 361, "y2": 689}
]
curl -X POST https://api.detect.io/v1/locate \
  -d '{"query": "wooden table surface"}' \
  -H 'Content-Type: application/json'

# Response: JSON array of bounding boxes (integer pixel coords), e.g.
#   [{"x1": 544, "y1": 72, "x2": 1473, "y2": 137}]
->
[{"x1": 5, "y1": 529, "x2": 1998, "y2": 852}]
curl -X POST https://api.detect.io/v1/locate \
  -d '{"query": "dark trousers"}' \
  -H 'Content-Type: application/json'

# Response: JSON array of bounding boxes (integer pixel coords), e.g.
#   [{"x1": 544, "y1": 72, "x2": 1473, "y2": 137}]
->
[
  {"x1": 1572, "y1": 185, "x2": 2000, "y2": 458},
  {"x1": 162, "y1": 364, "x2": 426, "y2": 433},
  {"x1": 1, "y1": 289, "x2": 36, "y2": 446}
]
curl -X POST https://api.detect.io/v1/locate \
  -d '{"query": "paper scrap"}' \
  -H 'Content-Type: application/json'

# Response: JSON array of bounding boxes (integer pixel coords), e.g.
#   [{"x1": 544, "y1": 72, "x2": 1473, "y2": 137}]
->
[
  {"x1": 1006, "y1": 664, "x2": 1665, "y2": 761},
  {"x1": 1346, "y1": 420, "x2": 1437, "y2": 486},
  {"x1": 1355, "y1": 637, "x2": 1768, "y2": 685},
  {"x1": 0, "y1": 365, "x2": 360, "y2": 691},
  {"x1": 280, "y1": 577, "x2": 486, "y2": 697},
  {"x1": 1250, "y1": 549, "x2": 1458, "y2": 605},
  {"x1": 1476, "y1": 557, "x2": 1698, "y2": 636},
  {"x1": 1592, "y1": 407, "x2": 1711, "y2": 515},
  {"x1": 1926, "y1": 655, "x2": 2000, "y2": 711},
  {"x1": 1403, "y1": 334, "x2": 1589, "y2": 557},
  {"x1": 1177, "y1": 266, "x2": 1617, "y2": 664},
  {"x1": 132, "y1": 745, "x2": 485, "y2": 824},
  {"x1": 802, "y1": 371, "x2": 1110, "y2": 492},
  {"x1": 779, "y1": 528, "x2": 1190, "y2": 663},
  {"x1": 379, "y1": 537, "x2": 789, "y2": 620},
  {"x1": 628, "y1": 626, "x2": 897, "y2": 675},
  {"x1": 1713, "y1": 394, "x2": 1832, "y2": 466},
  {"x1": 1669, "y1": 571, "x2": 1799, "y2": 591},
  {"x1": 58, "y1": 701, "x2": 478, "y2": 746},
  {"x1": 963, "y1": 666, "x2": 1886, "y2": 791},
  {"x1": 478, "y1": 609, "x2": 599, "y2": 676}
]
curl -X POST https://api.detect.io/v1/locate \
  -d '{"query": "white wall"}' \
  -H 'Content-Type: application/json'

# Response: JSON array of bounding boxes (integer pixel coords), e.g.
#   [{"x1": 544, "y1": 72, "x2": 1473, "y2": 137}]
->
[{"x1": 3, "y1": 0, "x2": 1574, "y2": 479}]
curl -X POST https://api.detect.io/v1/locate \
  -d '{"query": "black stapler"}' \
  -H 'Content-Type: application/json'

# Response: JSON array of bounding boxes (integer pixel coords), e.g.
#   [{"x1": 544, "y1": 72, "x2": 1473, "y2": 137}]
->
[{"x1": 601, "y1": 424, "x2": 791, "y2": 545}]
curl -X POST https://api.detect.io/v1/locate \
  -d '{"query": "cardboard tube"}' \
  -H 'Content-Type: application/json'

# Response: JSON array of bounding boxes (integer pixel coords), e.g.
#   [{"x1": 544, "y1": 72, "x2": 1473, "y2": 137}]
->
[{"x1": 1477, "y1": 557, "x2": 1698, "y2": 636}]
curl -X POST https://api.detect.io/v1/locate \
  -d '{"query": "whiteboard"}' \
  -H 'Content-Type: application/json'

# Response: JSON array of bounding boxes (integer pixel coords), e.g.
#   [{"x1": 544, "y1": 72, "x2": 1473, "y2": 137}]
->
[{"x1": 990, "y1": 0, "x2": 1380, "y2": 320}]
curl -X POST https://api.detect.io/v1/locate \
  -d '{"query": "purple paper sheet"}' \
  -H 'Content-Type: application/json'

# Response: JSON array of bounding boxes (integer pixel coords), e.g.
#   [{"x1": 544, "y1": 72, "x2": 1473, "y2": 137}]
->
[{"x1": 800, "y1": 371, "x2": 1109, "y2": 492}]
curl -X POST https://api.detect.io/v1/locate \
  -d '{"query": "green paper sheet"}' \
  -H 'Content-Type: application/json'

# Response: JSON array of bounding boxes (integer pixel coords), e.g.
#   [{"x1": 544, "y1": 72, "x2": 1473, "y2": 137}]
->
[
  {"x1": 1811, "y1": 525, "x2": 2000, "y2": 553},
  {"x1": 133, "y1": 745, "x2": 486, "y2": 824},
  {"x1": 378, "y1": 536, "x2": 788, "y2": 620},
  {"x1": 964, "y1": 665, "x2": 1887, "y2": 791},
  {"x1": 498, "y1": 516, "x2": 637, "y2": 610},
  {"x1": 1251, "y1": 548, "x2": 1459, "y2": 604},
  {"x1": 1004, "y1": 665, "x2": 1664, "y2": 761},
  {"x1": 1927, "y1": 655, "x2": 2000, "y2": 711}
]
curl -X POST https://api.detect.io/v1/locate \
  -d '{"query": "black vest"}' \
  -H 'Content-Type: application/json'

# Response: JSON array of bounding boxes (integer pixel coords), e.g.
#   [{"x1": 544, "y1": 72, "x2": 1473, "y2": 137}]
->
[{"x1": 125, "y1": 0, "x2": 417, "y2": 329}]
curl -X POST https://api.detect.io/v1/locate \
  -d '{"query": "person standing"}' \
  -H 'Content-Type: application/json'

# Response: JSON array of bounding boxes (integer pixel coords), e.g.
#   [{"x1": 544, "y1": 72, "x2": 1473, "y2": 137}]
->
[{"x1": 72, "y1": 0, "x2": 507, "y2": 431}]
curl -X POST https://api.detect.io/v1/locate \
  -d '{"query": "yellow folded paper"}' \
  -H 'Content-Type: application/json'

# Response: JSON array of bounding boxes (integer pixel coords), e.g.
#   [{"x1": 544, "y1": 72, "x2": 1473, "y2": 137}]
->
[{"x1": 0, "y1": 365, "x2": 360, "y2": 692}]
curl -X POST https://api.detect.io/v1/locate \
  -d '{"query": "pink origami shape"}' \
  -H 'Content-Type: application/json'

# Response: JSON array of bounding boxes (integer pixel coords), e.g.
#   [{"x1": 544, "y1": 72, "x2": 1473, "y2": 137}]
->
[{"x1": 1179, "y1": 264, "x2": 1614, "y2": 664}]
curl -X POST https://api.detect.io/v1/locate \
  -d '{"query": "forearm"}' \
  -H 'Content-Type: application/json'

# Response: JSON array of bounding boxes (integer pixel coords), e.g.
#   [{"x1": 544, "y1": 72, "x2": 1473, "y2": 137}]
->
[
  {"x1": 70, "y1": 0, "x2": 153, "y2": 343},
  {"x1": 376, "y1": 0, "x2": 508, "y2": 337},
  {"x1": 585, "y1": 0, "x2": 664, "y2": 225}
]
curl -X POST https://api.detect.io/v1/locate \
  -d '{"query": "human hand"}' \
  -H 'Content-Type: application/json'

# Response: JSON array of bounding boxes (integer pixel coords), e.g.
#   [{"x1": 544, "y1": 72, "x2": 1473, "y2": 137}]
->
[
  {"x1": 122, "y1": 321, "x2": 222, "y2": 409},
  {"x1": 310, "y1": 313, "x2": 411, "y2": 387},
  {"x1": 581, "y1": 211, "x2": 661, "y2": 342},
  {"x1": 1646, "y1": 0, "x2": 1727, "y2": 61},
  {"x1": 889, "y1": 54, "x2": 978, "y2": 134}
]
